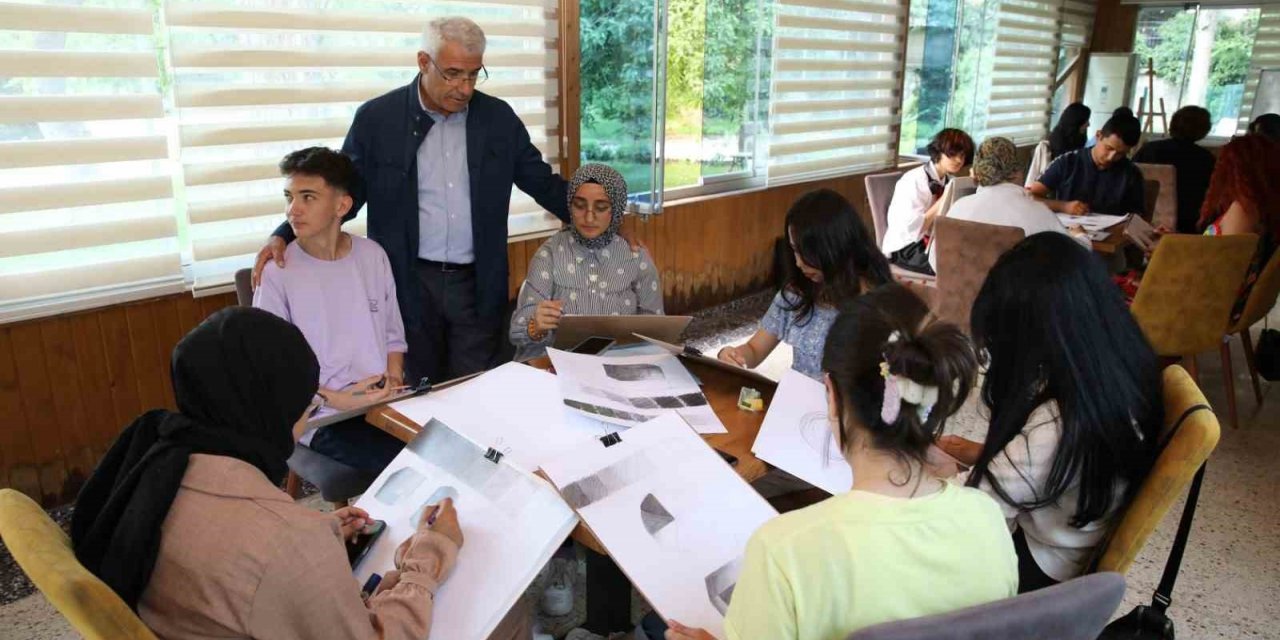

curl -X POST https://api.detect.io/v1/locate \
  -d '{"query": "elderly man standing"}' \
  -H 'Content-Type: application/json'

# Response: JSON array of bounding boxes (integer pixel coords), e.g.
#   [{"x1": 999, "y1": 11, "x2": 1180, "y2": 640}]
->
[{"x1": 253, "y1": 17, "x2": 572, "y2": 382}]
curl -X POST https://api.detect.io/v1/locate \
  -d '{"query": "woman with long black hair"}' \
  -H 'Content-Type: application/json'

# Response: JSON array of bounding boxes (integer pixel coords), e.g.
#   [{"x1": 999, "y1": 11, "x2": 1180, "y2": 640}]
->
[
  {"x1": 1048, "y1": 102, "x2": 1092, "y2": 159},
  {"x1": 718, "y1": 188, "x2": 891, "y2": 380},
  {"x1": 938, "y1": 233, "x2": 1163, "y2": 592}
]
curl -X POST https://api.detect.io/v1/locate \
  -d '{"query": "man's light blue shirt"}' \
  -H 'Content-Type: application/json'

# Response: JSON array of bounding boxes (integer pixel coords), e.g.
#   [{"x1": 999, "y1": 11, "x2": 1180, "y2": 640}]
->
[{"x1": 416, "y1": 90, "x2": 473, "y2": 263}]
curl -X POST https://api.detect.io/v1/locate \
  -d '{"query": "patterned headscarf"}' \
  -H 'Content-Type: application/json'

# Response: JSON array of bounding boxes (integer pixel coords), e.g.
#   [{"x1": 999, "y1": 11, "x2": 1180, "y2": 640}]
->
[
  {"x1": 971, "y1": 136, "x2": 1020, "y2": 187},
  {"x1": 567, "y1": 163, "x2": 629, "y2": 250}
]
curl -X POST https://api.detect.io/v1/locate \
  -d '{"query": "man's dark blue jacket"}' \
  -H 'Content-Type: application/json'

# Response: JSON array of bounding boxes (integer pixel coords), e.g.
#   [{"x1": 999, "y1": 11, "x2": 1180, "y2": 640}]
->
[{"x1": 275, "y1": 77, "x2": 569, "y2": 328}]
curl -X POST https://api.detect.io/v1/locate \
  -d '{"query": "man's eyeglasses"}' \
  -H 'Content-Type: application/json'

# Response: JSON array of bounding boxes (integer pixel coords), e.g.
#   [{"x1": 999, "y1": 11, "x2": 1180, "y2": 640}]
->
[{"x1": 427, "y1": 57, "x2": 487, "y2": 86}]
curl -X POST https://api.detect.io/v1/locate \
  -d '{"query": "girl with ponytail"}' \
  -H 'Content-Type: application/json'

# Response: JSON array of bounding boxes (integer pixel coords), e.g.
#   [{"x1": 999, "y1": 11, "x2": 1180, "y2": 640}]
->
[{"x1": 666, "y1": 284, "x2": 1016, "y2": 640}]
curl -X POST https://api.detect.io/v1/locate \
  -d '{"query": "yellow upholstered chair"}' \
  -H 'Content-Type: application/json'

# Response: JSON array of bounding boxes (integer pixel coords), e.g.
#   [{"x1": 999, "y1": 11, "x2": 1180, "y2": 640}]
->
[
  {"x1": 0, "y1": 489, "x2": 157, "y2": 640},
  {"x1": 1223, "y1": 249, "x2": 1280, "y2": 408},
  {"x1": 1131, "y1": 233, "x2": 1257, "y2": 428},
  {"x1": 1094, "y1": 365, "x2": 1221, "y2": 575}
]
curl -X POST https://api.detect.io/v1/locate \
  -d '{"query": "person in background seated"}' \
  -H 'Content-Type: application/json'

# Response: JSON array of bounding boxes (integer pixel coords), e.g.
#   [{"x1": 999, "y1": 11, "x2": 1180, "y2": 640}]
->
[
  {"x1": 718, "y1": 189, "x2": 891, "y2": 380},
  {"x1": 930, "y1": 136, "x2": 1085, "y2": 273},
  {"x1": 938, "y1": 233, "x2": 1162, "y2": 593},
  {"x1": 254, "y1": 147, "x2": 407, "y2": 473},
  {"x1": 1248, "y1": 113, "x2": 1280, "y2": 141},
  {"x1": 1198, "y1": 134, "x2": 1280, "y2": 323},
  {"x1": 1049, "y1": 102, "x2": 1092, "y2": 160},
  {"x1": 667, "y1": 285, "x2": 1017, "y2": 640},
  {"x1": 881, "y1": 128, "x2": 975, "y2": 274},
  {"x1": 71, "y1": 307, "x2": 466, "y2": 640},
  {"x1": 1133, "y1": 105, "x2": 1216, "y2": 233},
  {"x1": 1030, "y1": 112, "x2": 1145, "y2": 216},
  {"x1": 509, "y1": 163, "x2": 662, "y2": 359}
]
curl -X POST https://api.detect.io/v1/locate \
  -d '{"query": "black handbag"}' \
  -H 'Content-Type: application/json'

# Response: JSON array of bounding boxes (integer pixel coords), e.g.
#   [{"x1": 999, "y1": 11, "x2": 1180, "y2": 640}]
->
[
  {"x1": 1255, "y1": 326, "x2": 1280, "y2": 381},
  {"x1": 1098, "y1": 404, "x2": 1211, "y2": 640}
]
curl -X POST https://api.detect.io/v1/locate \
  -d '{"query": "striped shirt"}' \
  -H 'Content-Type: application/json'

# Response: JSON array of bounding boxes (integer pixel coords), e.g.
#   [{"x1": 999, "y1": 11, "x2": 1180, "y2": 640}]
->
[{"x1": 509, "y1": 230, "x2": 663, "y2": 359}]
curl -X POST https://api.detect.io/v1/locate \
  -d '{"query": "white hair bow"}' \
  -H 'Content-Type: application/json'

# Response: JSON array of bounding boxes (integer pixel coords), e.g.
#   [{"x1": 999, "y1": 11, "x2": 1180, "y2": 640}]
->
[{"x1": 879, "y1": 332, "x2": 940, "y2": 424}]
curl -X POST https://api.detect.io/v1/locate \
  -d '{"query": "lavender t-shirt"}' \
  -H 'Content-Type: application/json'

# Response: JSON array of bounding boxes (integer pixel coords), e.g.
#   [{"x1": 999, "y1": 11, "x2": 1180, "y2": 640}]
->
[{"x1": 253, "y1": 235, "x2": 407, "y2": 436}]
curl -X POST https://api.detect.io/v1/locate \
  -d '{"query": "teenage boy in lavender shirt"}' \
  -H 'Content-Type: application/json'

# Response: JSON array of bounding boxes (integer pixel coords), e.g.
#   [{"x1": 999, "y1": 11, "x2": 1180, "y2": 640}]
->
[{"x1": 254, "y1": 147, "x2": 408, "y2": 472}]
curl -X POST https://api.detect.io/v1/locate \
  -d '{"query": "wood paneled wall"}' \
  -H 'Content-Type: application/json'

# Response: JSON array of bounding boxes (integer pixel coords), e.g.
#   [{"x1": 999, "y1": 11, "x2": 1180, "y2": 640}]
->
[
  {"x1": 1, "y1": 170, "x2": 880, "y2": 506},
  {"x1": 0, "y1": 293, "x2": 236, "y2": 505},
  {"x1": 1090, "y1": 0, "x2": 1139, "y2": 54}
]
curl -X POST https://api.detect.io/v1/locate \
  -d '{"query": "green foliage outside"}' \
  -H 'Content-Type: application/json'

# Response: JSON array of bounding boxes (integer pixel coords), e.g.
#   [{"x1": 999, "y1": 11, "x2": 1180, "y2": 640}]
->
[
  {"x1": 1133, "y1": 10, "x2": 1259, "y2": 124},
  {"x1": 580, "y1": 0, "x2": 766, "y2": 192}
]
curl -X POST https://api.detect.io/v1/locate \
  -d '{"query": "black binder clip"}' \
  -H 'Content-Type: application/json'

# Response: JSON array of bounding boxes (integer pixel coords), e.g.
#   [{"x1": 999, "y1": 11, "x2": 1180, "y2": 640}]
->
[
  {"x1": 484, "y1": 447, "x2": 504, "y2": 463},
  {"x1": 412, "y1": 377, "x2": 433, "y2": 394},
  {"x1": 599, "y1": 432, "x2": 623, "y2": 448}
]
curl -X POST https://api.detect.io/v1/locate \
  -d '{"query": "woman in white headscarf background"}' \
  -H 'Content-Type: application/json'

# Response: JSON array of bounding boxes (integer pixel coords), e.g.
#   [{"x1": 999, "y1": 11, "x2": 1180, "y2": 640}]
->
[{"x1": 509, "y1": 164, "x2": 663, "y2": 359}]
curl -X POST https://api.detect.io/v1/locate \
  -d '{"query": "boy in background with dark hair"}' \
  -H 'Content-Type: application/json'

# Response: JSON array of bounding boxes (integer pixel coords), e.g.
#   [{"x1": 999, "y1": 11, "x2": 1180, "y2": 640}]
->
[
  {"x1": 1134, "y1": 105, "x2": 1216, "y2": 233},
  {"x1": 1030, "y1": 113, "x2": 1146, "y2": 217},
  {"x1": 254, "y1": 146, "x2": 407, "y2": 472}
]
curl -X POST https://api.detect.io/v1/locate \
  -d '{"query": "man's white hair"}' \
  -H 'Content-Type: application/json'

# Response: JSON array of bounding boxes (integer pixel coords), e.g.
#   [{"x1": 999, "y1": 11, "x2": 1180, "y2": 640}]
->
[{"x1": 422, "y1": 17, "x2": 486, "y2": 60}]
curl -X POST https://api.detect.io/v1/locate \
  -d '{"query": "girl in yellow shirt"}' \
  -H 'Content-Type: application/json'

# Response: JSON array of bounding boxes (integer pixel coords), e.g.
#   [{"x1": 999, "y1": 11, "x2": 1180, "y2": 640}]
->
[{"x1": 668, "y1": 284, "x2": 1017, "y2": 640}]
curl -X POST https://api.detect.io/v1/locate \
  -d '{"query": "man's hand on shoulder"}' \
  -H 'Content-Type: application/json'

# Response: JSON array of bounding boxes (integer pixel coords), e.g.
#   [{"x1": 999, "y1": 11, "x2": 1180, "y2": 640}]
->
[
  {"x1": 617, "y1": 227, "x2": 647, "y2": 253},
  {"x1": 252, "y1": 236, "x2": 288, "y2": 289}
]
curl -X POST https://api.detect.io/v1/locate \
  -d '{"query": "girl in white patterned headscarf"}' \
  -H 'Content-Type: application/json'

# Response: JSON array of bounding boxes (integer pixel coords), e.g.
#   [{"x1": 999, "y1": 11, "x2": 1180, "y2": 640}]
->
[
  {"x1": 568, "y1": 163, "x2": 629, "y2": 250},
  {"x1": 508, "y1": 164, "x2": 664, "y2": 359}
]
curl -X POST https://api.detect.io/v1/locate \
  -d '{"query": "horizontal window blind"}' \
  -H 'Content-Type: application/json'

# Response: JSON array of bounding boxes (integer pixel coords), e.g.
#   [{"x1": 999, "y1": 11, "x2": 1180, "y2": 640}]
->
[
  {"x1": 166, "y1": 0, "x2": 562, "y2": 292},
  {"x1": 985, "y1": 0, "x2": 1061, "y2": 144},
  {"x1": 1060, "y1": 0, "x2": 1095, "y2": 47},
  {"x1": 768, "y1": 0, "x2": 907, "y2": 185},
  {"x1": 1239, "y1": 6, "x2": 1279, "y2": 133},
  {"x1": 0, "y1": 0, "x2": 182, "y2": 322}
]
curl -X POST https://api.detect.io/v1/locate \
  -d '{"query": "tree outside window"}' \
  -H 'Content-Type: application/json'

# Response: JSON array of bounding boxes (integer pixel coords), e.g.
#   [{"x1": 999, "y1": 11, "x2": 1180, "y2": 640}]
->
[{"x1": 1132, "y1": 6, "x2": 1260, "y2": 136}]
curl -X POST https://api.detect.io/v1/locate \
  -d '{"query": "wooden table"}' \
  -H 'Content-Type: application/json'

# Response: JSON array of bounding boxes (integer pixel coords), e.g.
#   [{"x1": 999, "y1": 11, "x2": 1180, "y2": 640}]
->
[
  {"x1": 363, "y1": 355, "x2": 778, "y2": 553},
  {"x1": 364, "y1": 355, "x2": 777, "y2": 633}
]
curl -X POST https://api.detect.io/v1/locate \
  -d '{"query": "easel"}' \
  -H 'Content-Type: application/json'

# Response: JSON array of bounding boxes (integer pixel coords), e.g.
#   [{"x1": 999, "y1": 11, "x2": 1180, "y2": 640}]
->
[{"x1": 1136, "y1": 57, "x2": 1168, "y2": 133}]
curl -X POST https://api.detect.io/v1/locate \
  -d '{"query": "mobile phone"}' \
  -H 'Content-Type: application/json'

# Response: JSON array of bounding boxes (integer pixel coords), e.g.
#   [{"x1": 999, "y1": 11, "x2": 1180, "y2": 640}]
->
[
  {"x1": 571, "y1": 336, "x2": 617, "y2": 355},
  {"x1": 347, "y1": 520, "x2": 387, "y2": 569},
  {"x1": 716, "y1": 449, "x2": 739, "y2": 466}
]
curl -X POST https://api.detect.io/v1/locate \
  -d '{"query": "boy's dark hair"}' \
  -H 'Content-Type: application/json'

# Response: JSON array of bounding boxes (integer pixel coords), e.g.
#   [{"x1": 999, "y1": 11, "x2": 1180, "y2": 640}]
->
[
  {"x1": 926, "y1": 128, "x2": 976, "y2": 165},
  {"x1": 1168, "y1": 106, "x2": 1211, "y2": 142},
  {"x1": 1249, "y1": 113, "x2": 1280, "y2": 141},
  {"x1": 279, "y1": 147, "x2": 357, "y2": 194},
  {"x1": 1100, "y1": 114, "x2": 1141, "y2": 147}
]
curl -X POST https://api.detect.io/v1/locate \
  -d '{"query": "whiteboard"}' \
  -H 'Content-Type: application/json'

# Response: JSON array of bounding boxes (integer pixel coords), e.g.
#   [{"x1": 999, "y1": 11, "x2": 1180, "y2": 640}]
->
[{"x1": 1250, "y1": 68, "x2": 1280, "y2": 122}]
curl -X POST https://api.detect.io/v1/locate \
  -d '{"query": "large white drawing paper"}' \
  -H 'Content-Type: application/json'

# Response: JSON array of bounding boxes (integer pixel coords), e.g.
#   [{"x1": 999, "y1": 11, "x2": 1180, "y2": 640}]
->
[
  {"x1": 634, "y1": 333, "x2": 776, "y2": 387},
  {"x1": 751, "y1": 369, "x2": 853, "y2": 495},
  {"x1": 540, "y1": 414, "x2": 777, "y2": 639},
  {"x1": 1055, "y1": 212, "x2": 1130, "y2": 232},
  {"x1": 388, "y1": 362, "x2": 611, "y2": 473},
  {"x1": 547, "y1": 348, "x2": 727, "y2": 434},
  {"x1": 353, "y1": 419, "x2": 578, "y2": 640}
]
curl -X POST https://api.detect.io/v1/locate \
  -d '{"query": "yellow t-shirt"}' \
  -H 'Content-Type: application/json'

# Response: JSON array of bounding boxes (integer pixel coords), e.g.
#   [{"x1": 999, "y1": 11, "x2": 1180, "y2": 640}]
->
[{"x1": 724, "y1": 482, "x2": 1018, "y2": 640}]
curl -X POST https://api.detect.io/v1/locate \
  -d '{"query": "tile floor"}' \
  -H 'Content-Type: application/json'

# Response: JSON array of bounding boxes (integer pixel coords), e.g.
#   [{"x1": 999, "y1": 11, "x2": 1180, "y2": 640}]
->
[{"x1": 3, "y1": 293, "x2": 1278, "y2": 639}]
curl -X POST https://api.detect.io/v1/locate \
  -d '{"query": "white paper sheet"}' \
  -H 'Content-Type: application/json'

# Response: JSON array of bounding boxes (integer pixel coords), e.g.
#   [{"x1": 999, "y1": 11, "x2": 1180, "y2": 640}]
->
[
  {"x1": 547, "y1": 348, "x2": 727, "y2": 434},
  {"x1": 751, "y1": 369, "x2": 853, "y2": 495},
  {"x1": 540, "y1": 414, "x2": 777, "y2": 639},
  {"x1": 1056, "y1": 212, "x2": 1130, "y2": 232},
  {"x1": 387, "y1": 362, "x2": 613, "y2": 473},
  {"x1": 353, "y1": 418, "x2": 578, "y2": 640},
  {"x1": 634, "y1": 333, "x2": 777, "y2": 387}
]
